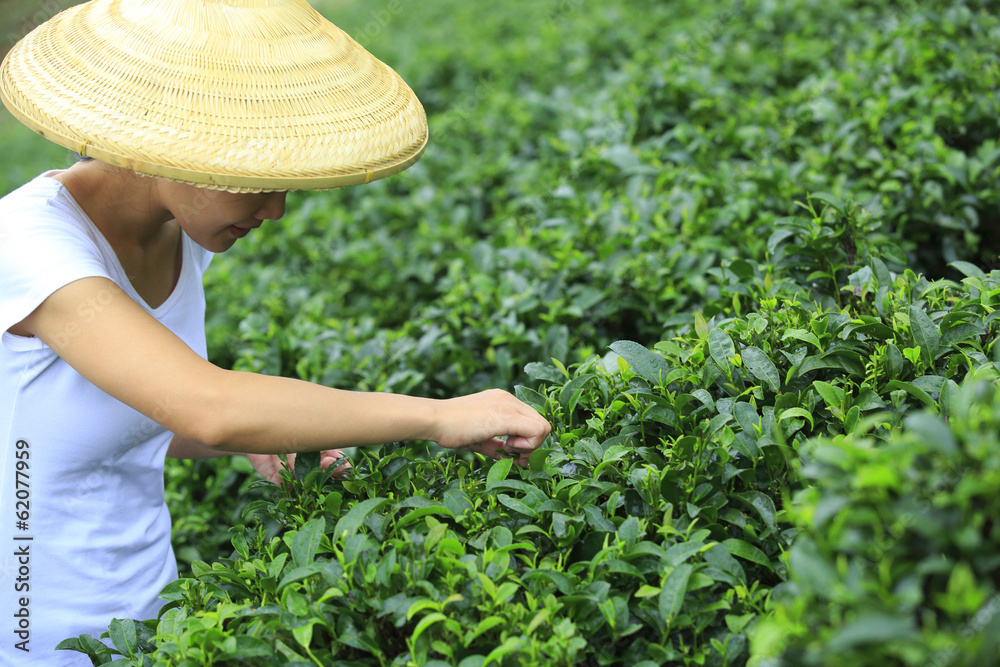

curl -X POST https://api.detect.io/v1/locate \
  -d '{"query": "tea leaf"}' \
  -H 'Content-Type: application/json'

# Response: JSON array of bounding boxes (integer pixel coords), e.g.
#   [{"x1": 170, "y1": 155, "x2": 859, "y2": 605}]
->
[
  {"x1": 333, "y1": 497, "x2": 390, "y2": 540},
  {"x1": 742, "y1": 346, "x2": 780, "y2": 392},
  {"x1": 55, "y1": 634, "x2": 112, "y2": 658},
  {"x1": 107, "y1": 619, "x2": 137, "y2": 658},
  {"x1": 156, "y1": 608, "x2": 186, "y2": 639},
  {"x1": 412, "y1": 612, "x2": 448, "y2": 646},
  {"x1": 733, "y1": 491, "x2": 777, "y2": 535},
  {"x1": 292, "y1": 620, "x2": 319, "y2": 649},
  {"x1": 664, "y1": 541, "x2": 709, "y2": 566},
  {"x1": 559, "y1": 374, "x2": 597, "y2": 416},
  {"x1": 610, "y1": 340, "x2": 671, "y2": 385},
  {"x1": 290, "y1": 516, "x2": 325, "y2": 568},
  {"x1": 809, "y1": 192, "x2": 845, "y2": 215},
  {"x1": 514, "y1": 385, "x2": 547, "y2": 410},
  {"x1": 826, "y1": 614, "x2": 918, "y2": 651},
  {"x1": 659, "y1": 564, "x2": 694, "y2": 623},
  {"x1": 694, "y1": 312, "x2": 709, "y2": 340},
  {"x1": 524, "y1": 362, "x2": 564, "y2": 383},
  {"x1": 465, "y1": 617, "x2": 505, "y2": 645},
  {"x1": 486, "y1": 458, "x2": 513, "y2": 488},
  {"x1": 908, "y1": 306, "x2": 940, "y2": 364},
  {"x1": 813, "y1": 381, "x2": 845, "y2": 414},
  {"x1": 940, "y1": 378, "x2": 961, "y2": 416},
  {"x1": 767, "y1": 228, "x2": 796, "y2": 255},
  {"x1": 709, "y1": 329, "x2": 736, "y2": 372},
  {"x1": 278, "y1": 563, "x2": 326, "y2": 590},
  {"x1": 397, "y1": 505, "x2": 456, "y2": 529},
  {"x1": 617, "y1": 516, "x2": 640, "y2": 545},
  {"x1": 777, "y1": 407, "x2": 814, "y2": 430},
  {"x1": 871, "y1": 257, "x2": 892, "y2": 288},
  {"x1": 782, "y1": 328, "x2": 823, "y2": 351},
  {"x1": 733, "y1": 401, "x2": 761, "y2": 435},
  {"x1": 884, "y1": 380, "x2": 935, "y2": 408},
  {"x1": 949, "y1": 261, "x2": 986, "y2": 279},
  {"x1": 497, "y1": 493, "x2": 540, "y2": 519},
  {"x1": 721, "y1": 539, "x2": 771, "y2": 569}
]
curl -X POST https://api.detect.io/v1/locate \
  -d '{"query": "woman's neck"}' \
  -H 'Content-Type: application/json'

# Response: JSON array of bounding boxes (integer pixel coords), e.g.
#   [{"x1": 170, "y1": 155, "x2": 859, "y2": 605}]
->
[
  {"x1": 52, "y1": 160, "x2": 175, "y2": 250},
  {"x1": 51, "y1": 160, "x2": 184, "y2": 308}
]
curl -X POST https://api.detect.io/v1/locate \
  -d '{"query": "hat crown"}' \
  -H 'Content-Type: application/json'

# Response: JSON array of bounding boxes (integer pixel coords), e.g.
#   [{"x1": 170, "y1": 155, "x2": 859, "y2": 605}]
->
[
  {"x1": 118, "y1": 0, "x2": 324, "y2": 39},
  {"x1": 78, "y1": 0, "x2": 349, "y2": 71},
  {"x1": 0, "y1": 0, "x2": 428, "y2": 192}
]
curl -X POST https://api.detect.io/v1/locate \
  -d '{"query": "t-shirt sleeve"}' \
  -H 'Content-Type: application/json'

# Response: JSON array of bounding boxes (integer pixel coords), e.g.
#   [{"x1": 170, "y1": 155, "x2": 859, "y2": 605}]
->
[{"x1": 0, "y1": 211, "x2": 112, "y2": 336}]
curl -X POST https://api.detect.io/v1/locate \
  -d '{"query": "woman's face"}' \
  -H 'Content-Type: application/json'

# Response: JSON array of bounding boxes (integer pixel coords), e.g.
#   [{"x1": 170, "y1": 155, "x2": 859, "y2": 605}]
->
[{"x1": 158, "y1": 181, "x2": 287, "y2": 252}]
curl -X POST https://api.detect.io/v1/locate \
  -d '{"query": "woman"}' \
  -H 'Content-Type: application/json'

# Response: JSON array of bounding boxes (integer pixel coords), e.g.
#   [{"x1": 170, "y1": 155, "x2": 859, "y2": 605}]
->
[{"x1": 0, "y1": 0, "x2": 551, "y2": 663}]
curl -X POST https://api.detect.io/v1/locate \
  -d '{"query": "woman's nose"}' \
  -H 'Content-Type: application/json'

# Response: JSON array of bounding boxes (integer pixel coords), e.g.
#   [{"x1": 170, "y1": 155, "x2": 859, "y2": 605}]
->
[{"x1": 255, "y1": 191, "x2": 287, "y2": 221}]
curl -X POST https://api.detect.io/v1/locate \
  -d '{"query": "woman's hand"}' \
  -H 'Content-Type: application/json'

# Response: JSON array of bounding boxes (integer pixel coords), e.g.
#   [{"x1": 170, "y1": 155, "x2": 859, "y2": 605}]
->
[
  {"x1": 248, "y1": 449, "x2": 351, "y2": 485},
  {"x1": 429, "y1": 389, "x2": 552, "y2": 465}
]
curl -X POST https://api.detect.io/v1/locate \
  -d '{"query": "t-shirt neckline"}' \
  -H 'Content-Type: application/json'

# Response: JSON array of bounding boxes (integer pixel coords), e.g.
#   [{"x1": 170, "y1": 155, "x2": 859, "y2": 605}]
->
[{"x1": 41, "y1": 171, "x2": 189, "y2": 316}]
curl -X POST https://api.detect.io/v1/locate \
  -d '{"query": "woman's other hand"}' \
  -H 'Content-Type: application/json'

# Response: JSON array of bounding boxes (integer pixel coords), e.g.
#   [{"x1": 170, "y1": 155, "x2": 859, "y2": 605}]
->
[{"x1": 248, "y1": 449, "x2": 351, "y2": 485}]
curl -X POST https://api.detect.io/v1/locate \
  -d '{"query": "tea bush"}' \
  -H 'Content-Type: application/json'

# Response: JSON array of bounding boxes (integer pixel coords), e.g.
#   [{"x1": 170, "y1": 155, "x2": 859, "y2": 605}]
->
[
  {"x1": 751, "y1": 372, "x2": 1000, "y2": 667},
  {"x1": 20, "y1": 0, "x2": 999, "y2": 663},
  {"x1": 62, "y1": 206, "x2": 1000, "y2": 665},
  {"x1": 159, "y1": 0, "x2": 998, "y2": 575}
]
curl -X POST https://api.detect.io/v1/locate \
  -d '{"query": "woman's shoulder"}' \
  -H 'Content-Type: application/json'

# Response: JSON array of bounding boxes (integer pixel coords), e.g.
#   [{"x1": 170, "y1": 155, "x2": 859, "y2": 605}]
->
[
  {"x1": 1, "y1": 171, "x2": 83, "y2": 224},
  {"x1": 2, "y1": 170, "x2": 65, "y2": 202},
  {"x1": 0, "y1": 170, "x2": 113, "y2": 282},
  {"x1": 0, "y1": 171, "x2": 102, "y2": 243}
]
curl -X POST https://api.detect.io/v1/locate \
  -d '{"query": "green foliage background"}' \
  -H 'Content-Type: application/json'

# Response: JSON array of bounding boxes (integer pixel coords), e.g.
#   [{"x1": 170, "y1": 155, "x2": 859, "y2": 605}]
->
[{"x1": 3, "y1": 0, "x2": 1000, "y2": 665}]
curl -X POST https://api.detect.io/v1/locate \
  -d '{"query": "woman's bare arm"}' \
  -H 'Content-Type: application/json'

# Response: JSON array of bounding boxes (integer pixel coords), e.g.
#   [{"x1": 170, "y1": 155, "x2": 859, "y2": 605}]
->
[
  {"x1": 166, "y1": 433, "x2": 229, "y2": 459},
  {"x1": 19, "y1": 277, "x2": 551, "y2": 456}
]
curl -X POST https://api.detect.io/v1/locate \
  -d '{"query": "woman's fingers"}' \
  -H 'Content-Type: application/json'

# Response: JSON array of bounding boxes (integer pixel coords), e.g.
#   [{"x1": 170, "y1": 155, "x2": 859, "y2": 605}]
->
[
  {"x1": 503, "y1": 435, "x2": 535, "y2": 451},
  {"x1": 246, "y1": 453, "x2": 288, "y2": 484},
  {"x1": 320, "y1": 449, "x2": 352, "y2": 478},
  {"x1": 432, "y1": 389, "x2": 552, "y2": 452},
  {"x1": 464, "y1": 437, "x2": 532, "y2": 467},
  {"x1": 250, "y1": 450, "x2": 352, "y2": 485}
]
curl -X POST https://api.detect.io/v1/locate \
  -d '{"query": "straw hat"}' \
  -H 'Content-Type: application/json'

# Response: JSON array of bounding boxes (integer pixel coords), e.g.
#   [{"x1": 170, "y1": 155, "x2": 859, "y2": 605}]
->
[{"x1": 0, "y1": 0, "x2": 428, "y2": 192}]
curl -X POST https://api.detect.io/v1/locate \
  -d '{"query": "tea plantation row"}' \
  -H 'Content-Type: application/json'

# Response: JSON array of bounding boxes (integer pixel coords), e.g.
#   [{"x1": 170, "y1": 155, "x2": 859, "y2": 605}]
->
[{"x1": 56, "y1": 0, "x2": 1000, "y2": 664}]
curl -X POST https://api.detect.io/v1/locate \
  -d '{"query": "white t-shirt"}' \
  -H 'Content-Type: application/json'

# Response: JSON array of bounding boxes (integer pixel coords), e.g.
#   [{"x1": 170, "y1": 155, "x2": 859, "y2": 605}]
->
[{"x1": 0, "y1": 172, "x2": 213, "y2": 665}]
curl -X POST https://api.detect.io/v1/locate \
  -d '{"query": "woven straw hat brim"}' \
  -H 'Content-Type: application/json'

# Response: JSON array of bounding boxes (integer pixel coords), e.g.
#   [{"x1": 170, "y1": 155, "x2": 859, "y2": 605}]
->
[{"x1": 0, "y1": 0, "x2": 428, "y2": 192}]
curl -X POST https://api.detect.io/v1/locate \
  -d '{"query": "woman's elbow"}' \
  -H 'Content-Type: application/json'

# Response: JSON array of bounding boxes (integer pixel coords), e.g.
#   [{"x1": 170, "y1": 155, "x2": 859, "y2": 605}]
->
[{"x1": 164, "y1": 381, "x2": 235, "y2": 450}]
